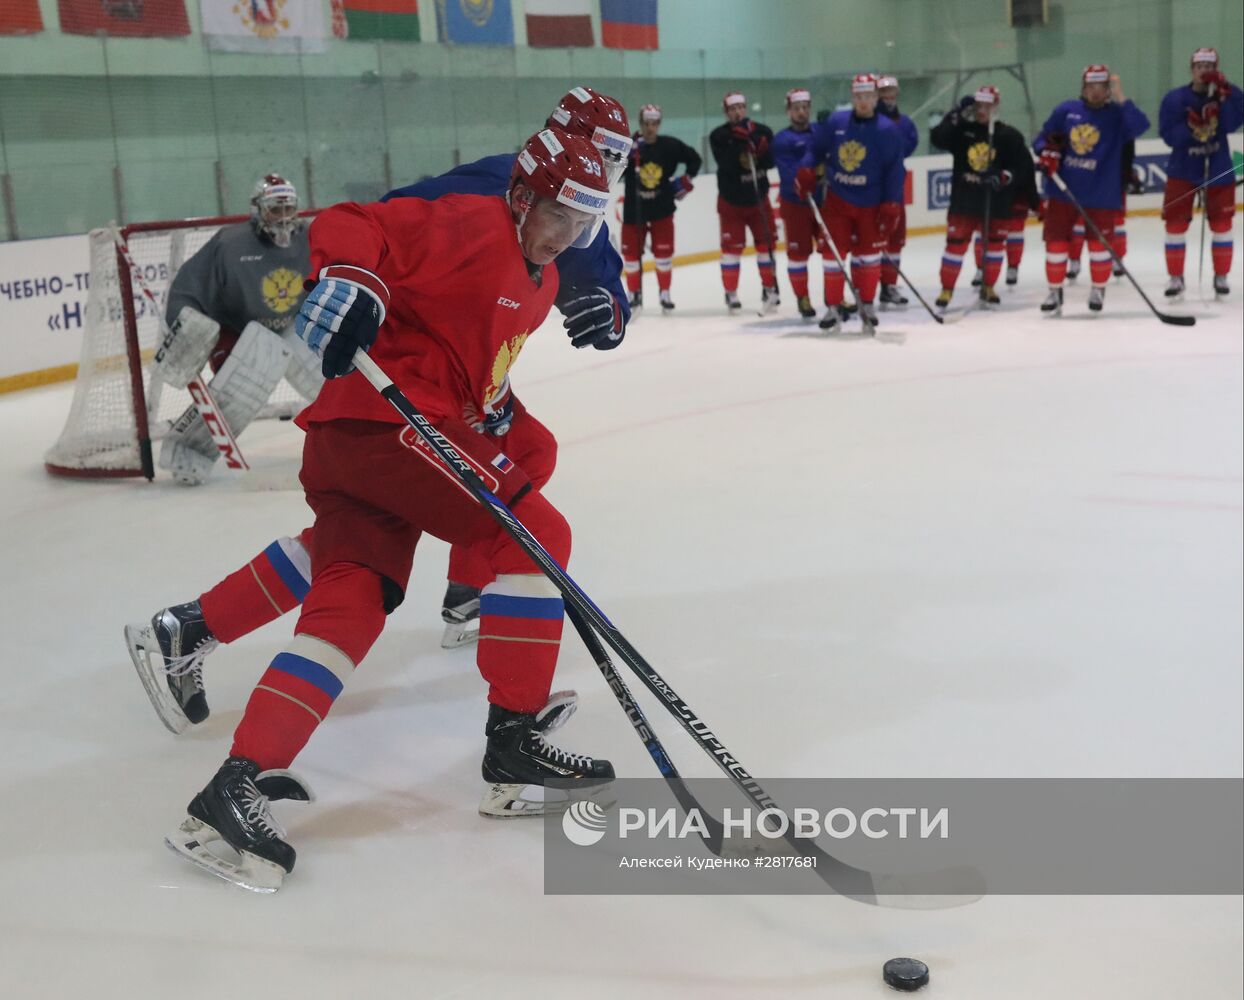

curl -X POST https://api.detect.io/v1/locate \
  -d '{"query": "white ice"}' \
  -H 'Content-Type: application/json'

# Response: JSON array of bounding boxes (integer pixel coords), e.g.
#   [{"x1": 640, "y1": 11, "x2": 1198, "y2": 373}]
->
[{"x1": 1, "y1": 215, "x2": 1240, "y2": 998}]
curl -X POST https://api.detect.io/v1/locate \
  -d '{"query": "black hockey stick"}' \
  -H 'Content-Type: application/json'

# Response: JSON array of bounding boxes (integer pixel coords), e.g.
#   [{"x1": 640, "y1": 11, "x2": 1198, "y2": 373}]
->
[
  {"x1": 746, "y1": 149, "x2": 781, "y2": 311},
  {"x1": 893, "y1": 263, "x2": 945, "y2": 324},
  {"x1": 1046, "y1": 171, "x2": 1195, "y2": 326},
  {"x1": 979, "y1": 114, "x2": 997, "y2": 304},
  {"x1": 353, "y1": 352, "x2": 982, "y2": 908}
]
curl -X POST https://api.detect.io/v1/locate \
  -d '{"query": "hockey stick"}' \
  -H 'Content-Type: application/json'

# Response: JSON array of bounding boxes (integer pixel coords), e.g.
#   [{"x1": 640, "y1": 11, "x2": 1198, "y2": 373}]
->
[
  {"x1": 978, "y1": 114, "x2": 997, "y2": 304},
  {"x1": 1045, "y1": 172, "x2": 1195, "y2": 326},
  {"x1": 806, "y1": 196, "x2": 883, "y2": 339},
  {"x1": 893, "y1": 263, "x2": 945, "y2": 323},
  {"x1": 354, "y1": 351, "x2": 982, "y2": 908},
  {"x1": 110, "y1": 228, "x2": 251, "y2": 471},
  {"x1": 1161, "y1": 166, "x2": 1243, "y2": 212},
  {"x1": 746, "y1": 149, "x2": 780, "y2": 314},
  {"x1": 1196, "y1": 80, "x2": 1217, "y2": 298}
]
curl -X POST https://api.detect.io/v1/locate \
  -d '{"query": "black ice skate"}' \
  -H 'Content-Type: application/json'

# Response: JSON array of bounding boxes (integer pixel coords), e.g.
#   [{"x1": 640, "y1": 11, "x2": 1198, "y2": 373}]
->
[
  {"x1": 1164, "y1": 276, "x2": 1186, "y2": 301},
  {"x1": 818, "y1": 306, "x2": 842, "y2": 332},
  {"x1": 796, "y1": 295, "x2": 816, "y2": 318},
  {"x1": 165, "y1": 756, "x2": 313, "y2": 893},
  {"x1": 724, "y1": 291, "x2": 742, "y2": 313},
  {"x1": 659, "y1": 289, "x2": 675, "y2": 311},
  {"x1": 440, "y1": 582, "x2": 481, "y2": 649},
  {"x1": 628, "y1": 289, "x2": 643, "y2": 311},
  {"x1": 759, "y1": 285, "x2": 781, "y2": 316},
  {"x1": 1040, "y1": 287, "x2": 1064, "y2": 316},
  {"x1": 125, "y1": 601, "x2": 217, "y2": 734},
  {"x1": 857, "y1": 302, "x2": 880, "y2": 329},
  {"x1": 970, "y1": 268, "x2": 983, "y2": 288},
  {"x1": 879, "y1": 284, "x2": 908, "y2": 309},
  {"x1": 1088, "y1": 286, "x2": 1106, "y2": 312},
  {"x1": 1213, "y1": 274, "x2": 1229, "y2": 299},
  {"x1": 1066, "y1": 258, "x2": 1081, "y2": 282},
  {"x1": 1005, "y1": 265, "x2": 1019, "y2": 286},
  {"x1": 479, "y1": 703, "x2": 613, "y2": 818}
]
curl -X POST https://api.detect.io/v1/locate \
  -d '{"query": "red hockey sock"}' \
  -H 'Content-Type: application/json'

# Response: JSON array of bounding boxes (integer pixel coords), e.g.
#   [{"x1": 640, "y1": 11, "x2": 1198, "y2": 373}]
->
[
  {"x1": 788, "y1": 261, "x2": 809, "y2": 298},
  {"x1": 973, "y1": 237, "x2": 984, "y2": 270},
  {"x1": 655, "y1": 260, "x2": 672, "y2": 292},
  {"x1": 881, "y1": 252, "x2": 900, "y2": 287},
  {"x1": 230, "y1": 563, "x2": 385, "y2": 770},
  {"x1": 623, "y1": 259, "x2": 641, "y2": 293},
  {"x1": 1164, "y1": 226, "x2": 1187, "y2": 277},
  {"x1": 757, "y1": 246, "x2": 776, "y2": 289},
  {"x1": 1007, "y1": 229, "x2": 1025, "y2": 268},
  {"x1": 982, "y1": 240, "x2": 1005, "y2": 288},
  {"x1": 1212, "y1": 229, "x2": 1233, "y2": 276},
  {"x1": 1088, "y1": 239, "x2": 1112, "y2": 286},
  {"x1": 1112, "y1": 225, "x2": 1127, "y2": 261},
  {"x1": 1045, "y1": 240, "x2": 1069, "y2": 285},
  {"x1": 200, "y1": 531, "x2": 313, "y2": 644},
  {"x1": 940, "y1": 240, "x2": 968, "y2": 291},
  {"x1": 477, "y1": 575, "x2": 563, "y2": 713},
  {"x1": 1069, "y1": 225, "x2": 1085, "y2": 263},
  {"x1": 851, "y1": 257, "x2": 881, "y2": 303},
  {"x1": 720, "y1": 253, "x2": 741, "y2": 292},
  {"x1": 823, "y1": 264, "x2": 845, "y2": 306}
]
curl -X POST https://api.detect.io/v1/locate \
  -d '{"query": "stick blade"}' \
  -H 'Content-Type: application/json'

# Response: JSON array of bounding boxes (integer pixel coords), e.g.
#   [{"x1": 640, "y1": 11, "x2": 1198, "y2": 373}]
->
[
  {"x1": 1159, "y1": 313, "x2": 1196, "y2": 326},
  {"x1": 869, "y1": 864, "x2": 988, "y2": 910}
]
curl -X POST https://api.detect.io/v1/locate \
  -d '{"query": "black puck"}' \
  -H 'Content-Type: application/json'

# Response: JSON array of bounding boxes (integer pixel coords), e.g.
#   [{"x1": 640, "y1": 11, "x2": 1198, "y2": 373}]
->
[{"x1": 883, "y1": 957, "x2": 929, "y2": 992}]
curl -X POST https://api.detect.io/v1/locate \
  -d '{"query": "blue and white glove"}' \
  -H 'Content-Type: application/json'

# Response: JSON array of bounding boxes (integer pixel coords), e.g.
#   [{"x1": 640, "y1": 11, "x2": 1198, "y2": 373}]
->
[
  {"x1": 295, "y1": 265, "x2": 389, "y2": 378},
  {"x1": 559, "y1": 286, "x2": 625, "y2": 350}
]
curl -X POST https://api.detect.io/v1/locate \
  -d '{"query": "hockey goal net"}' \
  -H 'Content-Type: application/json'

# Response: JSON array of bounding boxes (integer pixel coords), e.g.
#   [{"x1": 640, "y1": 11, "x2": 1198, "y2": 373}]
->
[{"x1": 44, "y1": 214, "x2": 316, "y2": 479}]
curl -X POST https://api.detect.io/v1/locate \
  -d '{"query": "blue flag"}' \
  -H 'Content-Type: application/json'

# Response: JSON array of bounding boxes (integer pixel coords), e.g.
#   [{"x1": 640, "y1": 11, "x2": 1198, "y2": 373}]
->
[{"x1": 436, "y1": 0, "x2": 514, "y2": 44}]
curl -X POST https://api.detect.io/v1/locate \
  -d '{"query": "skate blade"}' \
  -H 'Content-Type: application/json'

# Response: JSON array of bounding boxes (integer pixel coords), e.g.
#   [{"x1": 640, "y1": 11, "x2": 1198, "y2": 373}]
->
[
  {"x1": 165, "y1": 817, "x2": 285, "y2": 893},
  {"x1": 440, "y1": 620, "x2": 480, "y2": 650},
  {"x1": 124, "y1": 623, "x2": 189, "y2": 736},
  {"x1": 479, "y1": 780, "x2": 615, "y2": 819}
]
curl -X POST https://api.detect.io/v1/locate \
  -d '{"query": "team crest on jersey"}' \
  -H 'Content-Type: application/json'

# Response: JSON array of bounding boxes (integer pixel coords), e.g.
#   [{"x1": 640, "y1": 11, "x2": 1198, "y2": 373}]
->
[
  {"x1": 639, "y1": 161, "x2": 664, "y2": 190},
  {"x1": 967, "y1": 141, "x2": 996, "y2": 172},
  {"x1": 1069, "y1": 123, "x2": 1101, "y2": 155},
  {"x1": 1189, "y1": 114, "x2": 1218, "y2": 143},
  {"x1": 487, "y1": 331, "x2": 529, "y2": 403},
  {"x1": 262, "y1": 267, "x2": 303, "y2": 314},
  {"x1": 837, "y1": 140, "x2": 867, "y2": 173}
]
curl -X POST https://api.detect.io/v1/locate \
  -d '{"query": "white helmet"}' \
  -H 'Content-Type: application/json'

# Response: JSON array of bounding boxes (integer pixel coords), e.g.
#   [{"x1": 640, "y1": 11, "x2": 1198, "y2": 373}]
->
[{"x1": 250, "y1": 173, "x2": 299, "y2": 248}]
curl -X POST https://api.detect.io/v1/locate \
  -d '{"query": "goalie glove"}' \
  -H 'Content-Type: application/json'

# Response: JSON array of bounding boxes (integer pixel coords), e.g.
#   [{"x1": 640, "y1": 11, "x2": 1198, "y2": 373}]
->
[
  {"x1": 295, "y1": 265, "x2": 389, "y2": 379},
  {"x1": 155, "y1": 306, "x2": 221, "y2": 390}
]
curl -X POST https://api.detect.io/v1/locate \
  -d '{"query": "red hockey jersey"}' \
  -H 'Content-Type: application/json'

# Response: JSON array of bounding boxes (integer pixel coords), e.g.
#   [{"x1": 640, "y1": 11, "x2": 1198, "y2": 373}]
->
[{"x1": 297, "y1": 194, "x2": 558, "y2": 428}]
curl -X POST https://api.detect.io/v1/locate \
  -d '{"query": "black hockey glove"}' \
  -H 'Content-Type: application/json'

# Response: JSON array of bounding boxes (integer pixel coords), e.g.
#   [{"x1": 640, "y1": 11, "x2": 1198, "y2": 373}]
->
[
  {"x1": 560, "y1": 286, "x2": 625, "y2": 350},
  {"x1": 984, "y1": 169, "x2": 1013, "y2": 191},
  {"x1": 296, "y1": 265, "x2": 388, "y2": 378},
  {"x1": 957, "y1": 94, "x2": 977, "y2": 121}
]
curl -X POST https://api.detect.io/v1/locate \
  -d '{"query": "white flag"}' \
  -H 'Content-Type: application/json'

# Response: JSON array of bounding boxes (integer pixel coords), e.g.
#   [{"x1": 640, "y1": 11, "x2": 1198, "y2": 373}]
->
[{"x1": 201, "y1": 0, "x2": 327, "y2": 54}]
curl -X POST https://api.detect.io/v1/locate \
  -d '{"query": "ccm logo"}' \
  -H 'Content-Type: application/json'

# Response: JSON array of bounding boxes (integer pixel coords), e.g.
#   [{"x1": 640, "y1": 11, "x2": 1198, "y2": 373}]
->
[{"x1": 497, "y1": 296, "x2": 521, "y2": 309}]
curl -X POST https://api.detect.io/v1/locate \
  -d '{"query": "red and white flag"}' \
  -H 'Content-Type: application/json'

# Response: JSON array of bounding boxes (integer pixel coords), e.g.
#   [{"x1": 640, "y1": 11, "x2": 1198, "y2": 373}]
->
[
  {"x1": 525, "y1": 0, "x2": 593, "y2": 47},
  {"x1": 59, "y1": 0, "x2": 189, "y2": 37},
  {"x1": 201, "y1": 0, "x2": 327, "y2": 54}
]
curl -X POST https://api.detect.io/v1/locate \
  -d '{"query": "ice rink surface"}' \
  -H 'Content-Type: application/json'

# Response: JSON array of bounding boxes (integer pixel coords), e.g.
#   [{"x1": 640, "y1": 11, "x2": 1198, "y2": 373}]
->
[{"x1": 1, "y1": 215, "x2": 1241, "y2": 998}]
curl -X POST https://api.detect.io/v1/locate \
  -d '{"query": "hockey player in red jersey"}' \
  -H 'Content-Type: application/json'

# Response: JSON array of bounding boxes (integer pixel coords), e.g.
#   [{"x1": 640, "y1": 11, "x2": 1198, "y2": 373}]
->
[{"x1": 162, "y1": 129, "x2": 615, "y2": 892}]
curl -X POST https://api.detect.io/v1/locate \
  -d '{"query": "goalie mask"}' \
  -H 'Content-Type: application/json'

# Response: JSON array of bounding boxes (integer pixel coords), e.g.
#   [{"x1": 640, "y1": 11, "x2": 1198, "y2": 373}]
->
[{"x1": 250, "y1": 173, "x2": 299, "y2": 248}]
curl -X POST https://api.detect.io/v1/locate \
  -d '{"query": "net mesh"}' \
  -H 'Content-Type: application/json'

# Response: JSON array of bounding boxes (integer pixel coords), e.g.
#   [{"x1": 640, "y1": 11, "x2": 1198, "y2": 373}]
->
[{"x1": 44, "y1": 217, "x2": 308, "y2": 477}]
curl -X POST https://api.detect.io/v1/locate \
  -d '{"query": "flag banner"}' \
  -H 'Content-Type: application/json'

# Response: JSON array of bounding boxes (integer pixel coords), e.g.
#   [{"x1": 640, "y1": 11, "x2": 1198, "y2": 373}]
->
[
  {"x1": 58, "y1": 0, "x2": 190, "y2": 37},
  {"x1": 339, "y1": 0, "x2": 422, "y2": 41},
  {"x1": 201, "y1": 0, "x2": 328, "y2": 54},
  {"x1": 435, "y1": 0, "x2": 513, "y2": 45},
  {"x1": 525, "y1": 0, "x2": 592, "y2": 47},
  {"x1": 599, "y1": 0, "x2": 655, "y2": 49},
  {"x1": 1, "y1": 0, "x2": 43, "y2": 34}
]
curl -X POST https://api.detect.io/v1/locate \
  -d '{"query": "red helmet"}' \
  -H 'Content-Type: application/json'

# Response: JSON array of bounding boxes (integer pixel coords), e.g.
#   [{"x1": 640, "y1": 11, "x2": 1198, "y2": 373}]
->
[
  {"x1": 974, "y1": 85, "x2": 1000, "y2": 105},
  {"x1": 510, "y1": 128, "x2": 610, "y2": 218},
  {"x1": 851, "y1": 74, "x2": 878, "y2": 94},
  {"x1": 1082, "y1": 64, "x2": 1110, "y2": 85},
  {"x1": 723, "y1": 90, "x2": 746, "y2": 111},
  {"x1": 1191, "y1": 47, "x2": 1218, "y2": 66},
  {"x1": 639, "y1": 103, "x2": 662, "y2": 123},
  {"x1": 785, "y1": 88, "x2": 812, "y2": 109},
  {"x1": 547, "y1": 86, "x2": 631, "y2": 186}
]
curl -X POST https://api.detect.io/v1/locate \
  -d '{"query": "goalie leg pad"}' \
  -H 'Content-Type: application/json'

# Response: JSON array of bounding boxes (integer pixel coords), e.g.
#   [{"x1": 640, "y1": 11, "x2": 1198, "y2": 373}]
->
[
  {"x1": 159, "y1": 322, "x2": 292, "y2": 485},
  {"x1": 155, "y1": 306, "x2": 222, "y2": 390},
  {"x1": 280, "y1": 326, "x2": 326, "y2": 403}
]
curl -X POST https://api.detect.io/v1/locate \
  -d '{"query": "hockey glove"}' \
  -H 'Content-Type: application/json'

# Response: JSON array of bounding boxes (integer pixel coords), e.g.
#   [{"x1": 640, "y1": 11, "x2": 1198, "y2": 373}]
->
[
  {"x1": 296, "y1": 265, "x2": 389, "y2": 379},
  {"x1": 1203, "y1": 70, "x2": 1231, "y2": 98},
  {"x1": 958, "y1": 94, "x2": 977, "y2": 121},
  {"x1": 560, "y1": 286, "x2": 625, "y2": 350},
  {"x1": 482, "y1": 376, "x2": 515, "y2": 437},
  {"x1": 1038, "y1": 146, "x2": 1062, "y2": 176},
  {"x1": 984, "y1": 169, "x2": 1013, "y2": 191},
  {"x1": 671, "y1": 175, "x2": 694, "y2": 200},
  {"x1": 795, "y1": 166, "x2": 819, "y2": 200},
  {"x1": 730, "y1": 122, "x2": 753, "y2": 144},
  {"x1": 878, "y1": 202, "x2": 903, "y2": 235}
]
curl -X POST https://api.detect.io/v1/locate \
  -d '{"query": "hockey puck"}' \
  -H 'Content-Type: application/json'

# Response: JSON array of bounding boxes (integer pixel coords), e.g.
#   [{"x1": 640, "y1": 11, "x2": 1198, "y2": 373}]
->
[{"x1": 883, "y1": 957, "x2": 929, "y2": 992}]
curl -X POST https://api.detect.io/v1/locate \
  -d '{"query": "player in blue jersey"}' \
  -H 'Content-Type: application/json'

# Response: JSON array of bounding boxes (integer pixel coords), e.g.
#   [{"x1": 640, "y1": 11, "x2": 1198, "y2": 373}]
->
[
  {"x1": 795, "y1": 73, "x2": 905, "y2": 332},
  {"x1": 1158, "y1": 47, "x2": 1243, "y2": 300},
  {"x1": 876, "y1": 75, "x2": 919, "y2": 308},
  {"x1": 1033, "y1": 65, "x2": 1150, "y2": 315},
  {"x1": 772, "y1": 87, "x2": 825, "y2": 318}
]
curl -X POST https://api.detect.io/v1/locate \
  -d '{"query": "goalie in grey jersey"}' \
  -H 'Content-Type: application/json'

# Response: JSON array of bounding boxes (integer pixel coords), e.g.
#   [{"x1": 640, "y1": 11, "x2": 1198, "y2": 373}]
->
[{"x1": 156, "y1": 173, "x2": 325, "y2": 485}]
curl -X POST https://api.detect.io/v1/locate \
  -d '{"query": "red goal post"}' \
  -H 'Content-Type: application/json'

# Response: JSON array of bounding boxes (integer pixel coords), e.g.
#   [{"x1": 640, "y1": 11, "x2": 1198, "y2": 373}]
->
[{"x1": 44, "y1": 211, "x2": 318, "y2": 480}]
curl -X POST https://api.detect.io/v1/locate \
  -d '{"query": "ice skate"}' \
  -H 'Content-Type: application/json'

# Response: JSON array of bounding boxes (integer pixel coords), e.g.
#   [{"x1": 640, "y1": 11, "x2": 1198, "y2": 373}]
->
[
  {"x1": 1088, "y1": 286, "x2": 1106, "y2": 312},
  {"x1": 628, "y1": 289, "x2": 642, "y2": 311},
  {"x1": 1164, "y1": 276, "x2": 1185, "y2": 301},
  {"x1": 858, "y1": 302, "x2": 880, "y2": 330},
  {"x1": 1213, "y1": 275, "x2": 1229, "y2": 300},
  {"x1": 125, "y1": 601, "x2": 217, "y2": 735},
  {"x1": 879, "y1": 284, "x2": 908, "y2": 309},
  {"x1": 796, "y1": 295, "x2": 816, "y2": 318},
  {"x1": 1040, "y1": 287, "x2": 1063, "y2": 316},
  {"x1": 759, "y1": 285, "x2": 781, "y2": 316},
  {"x1": 980, "y1": 285, "x2": 1001, "y2": 308},
  {"x1": 659, "y1": 289, "x2": 675, "y2": 311},
  {"x1": 1066, "y1": 259, "x2": 1081, "y2": 282},
  {"x1": 1112, "y1": 262, "x2": 1125, "y2": 278},
  {"x1": 440, "y1": 582, "x2": 481, "y2": 649},
  {"x1": 165, "y1": 756, "x2": 312, "y2": 893},
  {"x1": 970, "y1": 268, "x2": 983, "y2": 288},
  {"x1": 817, "y1": 306, "x2": 842, "y2": 332},
  {"x1": 935, "y1": 289, "x2": 953, "y2": 314},
  {"x1": 724, "y1": 291, "x2": 742, "y2": 313},
  {"x1": 479, "y1": 703, "x2": 613, "y2": 818},
  {"x1": 1005, "y1": 265, "x2": 1019, "y2": 287}
]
